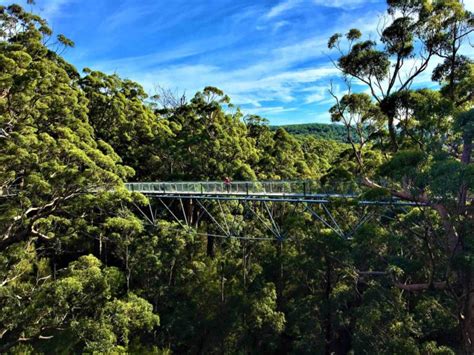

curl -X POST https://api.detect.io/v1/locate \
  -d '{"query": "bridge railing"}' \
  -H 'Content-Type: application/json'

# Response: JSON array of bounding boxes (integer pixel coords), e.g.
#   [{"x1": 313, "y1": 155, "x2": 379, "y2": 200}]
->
[{"x1": 124, "y1": 180, "x2": 349, "y2": 196}]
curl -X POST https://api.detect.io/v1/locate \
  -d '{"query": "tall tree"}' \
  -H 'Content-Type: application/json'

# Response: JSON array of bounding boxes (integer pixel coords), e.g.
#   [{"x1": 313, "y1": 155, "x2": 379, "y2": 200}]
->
[
  {"x1": 328, "y1": 0, "x2": 472, "y2": 151},
  {"x1": 0, "y1": 5, "x2": 159, "y2": 351},
  {"x1": 79, "y1": 69, "x2": 169, "y2": 180},
  {"x1": 328, "y1": 0, "x2": 474, "y2": 351}
]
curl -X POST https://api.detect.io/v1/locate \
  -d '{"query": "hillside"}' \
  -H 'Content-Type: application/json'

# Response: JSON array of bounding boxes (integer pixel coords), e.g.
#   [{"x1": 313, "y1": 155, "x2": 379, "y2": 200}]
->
[{"x1": 271, "y1": 123, "x2": 349, "y2": 142}]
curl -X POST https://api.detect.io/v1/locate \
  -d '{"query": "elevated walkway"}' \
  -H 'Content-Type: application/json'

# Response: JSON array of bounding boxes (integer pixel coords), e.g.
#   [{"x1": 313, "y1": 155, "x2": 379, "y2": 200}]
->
[{"x1": 124, "y1": 181, "x2": 421, "y2": 206}]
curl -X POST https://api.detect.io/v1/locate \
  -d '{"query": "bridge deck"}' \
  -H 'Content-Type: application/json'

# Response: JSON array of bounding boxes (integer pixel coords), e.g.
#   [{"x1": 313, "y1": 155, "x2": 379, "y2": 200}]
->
[
  {"x1": 124, "y1": 181, "x2": 422, "y2": 206},
  {"x1": 126, "y1": 181, "x2": 343, "y2": 196}
]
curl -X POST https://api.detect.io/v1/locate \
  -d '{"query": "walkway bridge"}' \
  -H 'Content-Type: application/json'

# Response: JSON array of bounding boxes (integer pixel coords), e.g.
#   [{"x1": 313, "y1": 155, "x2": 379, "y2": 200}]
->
[
  {"x1": 124, "y1": 181, "x2": 417, "y2": 206},
  {"x1": 125, "y1": 181, "x2": 423, "y2": 241}
]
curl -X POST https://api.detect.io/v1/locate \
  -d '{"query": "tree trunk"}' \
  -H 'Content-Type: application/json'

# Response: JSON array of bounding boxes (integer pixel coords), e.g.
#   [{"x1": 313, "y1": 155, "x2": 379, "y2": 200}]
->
[
  {"x1": 460, "y1": 133, "x2": 473, "y2": 353},
  {"x1": 387, "y1": 115, "x2": 398, "y2": 152},
  {"x1": 461, "y1": 271, "x2": 474, "y2": 353},
  {"x1": 186, "y1": 199, "x2": 194, "y2": 226},
  {"x1": 125, "y1": 242, "x2": 130, "y2": 292},
  {"x1": 458, "y1": 133, "x2": 472, "y2": 209},
  {"x1": 276, "y1": 241, "x2": 284, "y2": 310},
  {"x1": 379, "y1": 97, "x2": 398, "y2": 152},
  {"x1": 324, "y1": 257, "x2": 333, "y2": 355},
  {"x1": 207, "y1": 234, "x2": 215, "y2": 258}
]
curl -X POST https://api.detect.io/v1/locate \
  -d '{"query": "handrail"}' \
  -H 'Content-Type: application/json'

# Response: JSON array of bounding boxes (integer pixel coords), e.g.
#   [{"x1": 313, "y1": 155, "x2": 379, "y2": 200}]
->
[{"x1": 124, "y1": 180, "x2": 357, "y2": 197}]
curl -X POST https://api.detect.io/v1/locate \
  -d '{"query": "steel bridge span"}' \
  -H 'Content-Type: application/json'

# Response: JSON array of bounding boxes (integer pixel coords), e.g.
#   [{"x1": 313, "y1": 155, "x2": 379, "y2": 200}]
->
[
  {"x1": 124, "y1": 181, "x2": 419, "y2": 206},
  {"x1": 125, "y1": 181, "x2": 422, "y2": 241}
]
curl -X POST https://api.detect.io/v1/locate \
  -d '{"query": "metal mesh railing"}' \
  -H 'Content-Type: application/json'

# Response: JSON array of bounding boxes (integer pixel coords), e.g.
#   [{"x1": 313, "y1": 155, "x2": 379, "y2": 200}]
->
[
  {"x1": 120, "y1": 181, "x2": 427, "y2": 205},
  {"x1": 124, "y1": 180, "x2": 355, "y2": 196}
]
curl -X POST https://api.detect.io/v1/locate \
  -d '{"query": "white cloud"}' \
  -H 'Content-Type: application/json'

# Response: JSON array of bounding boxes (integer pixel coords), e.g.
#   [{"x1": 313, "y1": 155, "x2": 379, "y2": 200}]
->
[
  {"x1": 88, "y1": 8, "x2": 383, "y2": 119},
  {"x1": 464, "y1": 0, "x2": 474, "y2": 12},
  {"x1": 0, "y1": 0, "x2": 74, "y2": 20},
  {"x1": 304, "y1": 91, "x2": 327, "y2": 104},
  {"x1": 244, "y1": 106, "x2": 298, "y2": 115},
  {"x1": 101, "y1": 60, "x2": 339, "y2": 111},
  {"x1": 39, "y1": 0, "x2": 72, "y2": 19},
  {"x1": 302, "y1": 83, "x2": 347, "y2": 105},
  {"x1": 102, "y1": 4, "x2": 150, "y2": 31},
  {"x1": 266, "y1": 0, "x2": 302, "y2": 19},
  {"x1": 91, "y1": 44, "x2": 212, "y2": 73},
  {"x1": 266, "y1": 67, "x2": 338, "y2": 83},
  {"x1": 312, "y1": 0, "x2": 378, "y2": 9},
  {"x1": 303, "y1": 86, "x2": 330, "y2": 104},
  {"x1": 273, "y1": 20, "x2": 290, "y2": 31}
]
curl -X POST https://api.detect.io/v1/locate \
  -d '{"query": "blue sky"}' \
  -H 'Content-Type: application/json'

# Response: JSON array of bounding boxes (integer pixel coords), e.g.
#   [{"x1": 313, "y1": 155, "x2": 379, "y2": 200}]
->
[{"x1": 2, "y1": 0, "x2": 473, "y2": 124}]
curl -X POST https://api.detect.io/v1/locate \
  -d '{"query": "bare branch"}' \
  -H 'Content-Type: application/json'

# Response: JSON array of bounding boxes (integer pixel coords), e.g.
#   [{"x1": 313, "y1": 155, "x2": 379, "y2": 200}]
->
[{"x1": 395, "y1": 281, "x2": 447, "y2": 291}]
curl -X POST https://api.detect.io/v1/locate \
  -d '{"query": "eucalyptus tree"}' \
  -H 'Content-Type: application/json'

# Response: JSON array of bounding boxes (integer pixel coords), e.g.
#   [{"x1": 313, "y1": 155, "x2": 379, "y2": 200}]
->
[
  {"x1": 244, "y1": 115, "x2": 317, "y2": 179},
  {"x1": 328, "y1": 0, "x2": 474, "y2": 351},
  {"x1": 155, "y1": 86, "x2": 257, "y2": 181},
  {"x1": 328, "y1": 0, "x2": 473, "y2": 151},
  {"x1": 79, "y1": 69, "x2": 169, "y2": 180},
  {"x1": 0, "y1": 5, "x2": 159, "y2": 351}
]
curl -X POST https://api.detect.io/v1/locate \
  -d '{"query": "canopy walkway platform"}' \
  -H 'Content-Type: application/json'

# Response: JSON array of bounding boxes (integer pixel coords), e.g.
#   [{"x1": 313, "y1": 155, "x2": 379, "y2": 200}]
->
[
  {"x1": 0, "y1": 180, "x2": 425, "y2": 241},
  {"x1": 124, "y1": 181, "x2": 421, "y2": 206},
  {"x1": 124, "y1": 180, "x2": 425, "y2": 241}
]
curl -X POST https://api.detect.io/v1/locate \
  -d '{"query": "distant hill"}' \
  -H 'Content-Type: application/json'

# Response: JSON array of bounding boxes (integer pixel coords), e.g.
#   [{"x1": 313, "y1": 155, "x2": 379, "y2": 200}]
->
[{"x1": 271, "y1": 123, "x2": 349, "y2": 142}]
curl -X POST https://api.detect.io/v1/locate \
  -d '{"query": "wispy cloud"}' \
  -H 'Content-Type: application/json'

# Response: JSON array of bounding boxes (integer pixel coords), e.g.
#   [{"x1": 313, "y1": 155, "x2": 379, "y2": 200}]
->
[
  {"x1": 102, "y1": 4, "x2": 151, "y2": 31},
  {"x1": 273, "y1": 20, "x2": 291, "y2": 31},
  {"x1": 312, "y1": 0, "x2": 378, "y2": 9},
  {"x1": 464, "y1": 0, "x2": 474, "y2": 12},
  {"x1": 39, "y1": 0, "x2": 73, "y2": 19},
  {"x1": 303, "y1": 86, "x2": 331, "y2": 104},
  {"x1": 244, "y1": 106, "x2": 298, "y2": 115},
  {"x1": 5, "y1": 0, "x2": 472, "y2": 126},
  {"x1": 266, "y1": 0, "x2": 302, "y2": 19},
  {"x1": 17, "y1": 0, "x2": 437, "y2": 124},
  {"x1": 85, "y1": 6, "x2": 384, "y2": 124},
  {"x1": 0, "y1": 0, "x2": 74, "y2": 21}
]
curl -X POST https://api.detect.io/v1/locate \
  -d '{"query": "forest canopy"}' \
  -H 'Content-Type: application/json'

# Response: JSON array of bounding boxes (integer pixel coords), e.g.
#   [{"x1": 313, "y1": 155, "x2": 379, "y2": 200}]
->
[
  {"x1": 270, "y1": 123, "x2": 355, "y2": 142},
  {"x1": 0, "y1": 1, "x2": 473, "y2": 354}
]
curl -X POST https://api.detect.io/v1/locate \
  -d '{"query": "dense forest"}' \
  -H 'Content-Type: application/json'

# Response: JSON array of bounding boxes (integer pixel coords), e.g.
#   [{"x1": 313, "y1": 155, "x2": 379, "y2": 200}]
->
[
  {"x1": 270, "y1": 123, "x2": 351, "y2": 142},
  {"x1": 0, "y1": 1, "x2": 473, "y2": 354}
]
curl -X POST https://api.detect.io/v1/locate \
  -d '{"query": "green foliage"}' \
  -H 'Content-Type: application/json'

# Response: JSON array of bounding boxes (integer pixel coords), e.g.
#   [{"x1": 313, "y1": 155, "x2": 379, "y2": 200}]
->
[
  {"x1": 79, "y1": 69, "x2": 169, "y2": 180},
  {"x1": 339, "y1": 40, "x2": 390, "y2": 81},
  {"x1": 1, "y1": 253, "x2": 158, "y2": 352},
  {"x1": 270, "y1": 122, "x2": 356, "y2": 142},
  {"x1": 0, "y1": 5, "x2": 158, "y2": 352},
  {"x1": 325, "y1": 0, "x2": 473, "y2": 352},
  {"x1": 1, "y1": 1, "x2": 473, "y2": 353},
  {"x1": 154, "y1": 87, "x2": 258, "y2": 180},
  {"x1": 379, "y1": 150, "x2": 427, "y2": 179}
]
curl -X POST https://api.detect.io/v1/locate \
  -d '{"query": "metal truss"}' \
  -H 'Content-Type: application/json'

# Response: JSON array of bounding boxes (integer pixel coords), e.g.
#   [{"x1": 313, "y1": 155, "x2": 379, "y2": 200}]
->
[
  {"x1": 134, "y1": 197, "x2": 280, "y2": 241},
  {"x1": 2, "y1": 180, "x2": 424, "y2": 241},
  {"x1": 125, "y1": 181, "x2": 428, "y2": 207},
  {"x1": 139, "y1": 193, "x2": 424, "y2": 206},
  {"x1": 132, "y1": 194, "x2": 410, "y2": 242}
]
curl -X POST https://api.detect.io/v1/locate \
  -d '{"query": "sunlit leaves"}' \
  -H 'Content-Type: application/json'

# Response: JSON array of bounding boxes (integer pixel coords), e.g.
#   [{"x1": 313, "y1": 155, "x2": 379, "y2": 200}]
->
[{"x1": 338, "y1": 40, "x2": 390, "y2": 82}]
